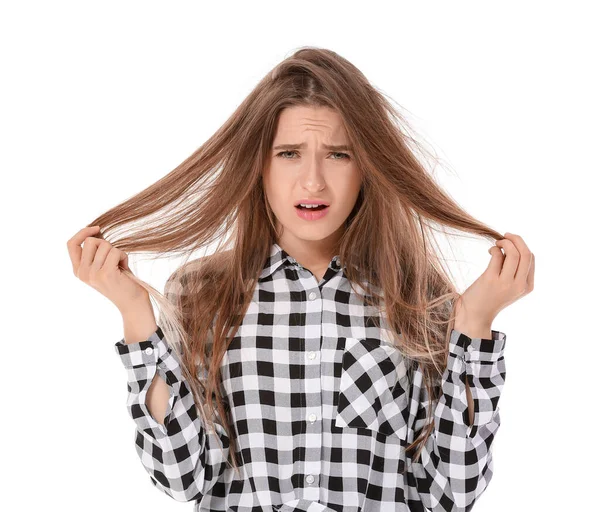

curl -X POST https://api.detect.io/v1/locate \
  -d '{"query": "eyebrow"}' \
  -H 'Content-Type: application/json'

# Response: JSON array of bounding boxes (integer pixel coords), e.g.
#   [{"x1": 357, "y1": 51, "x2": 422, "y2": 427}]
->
[{"x1": 272, "y1": 142, "x2": 353, "y2": 151}]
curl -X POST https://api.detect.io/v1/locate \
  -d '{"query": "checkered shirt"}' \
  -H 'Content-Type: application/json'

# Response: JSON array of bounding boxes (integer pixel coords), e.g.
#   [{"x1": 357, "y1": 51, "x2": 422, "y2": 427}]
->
[{"x1": 114, "y1": 242, "x2": 506, "y2": 512}]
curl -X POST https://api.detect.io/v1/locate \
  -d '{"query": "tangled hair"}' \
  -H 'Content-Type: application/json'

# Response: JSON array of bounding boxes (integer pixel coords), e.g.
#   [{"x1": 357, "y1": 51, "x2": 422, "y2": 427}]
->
[{"x1": 89, "y1": 46, "x2": 504, "y2": 476}]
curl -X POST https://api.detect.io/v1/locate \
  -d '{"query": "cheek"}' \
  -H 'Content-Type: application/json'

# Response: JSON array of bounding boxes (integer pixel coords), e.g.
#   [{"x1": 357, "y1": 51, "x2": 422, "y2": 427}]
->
[
  {"x1": 263, "y1": 176, "x2": 291, "y2": 212},
  {"x1": 340, "y1": 178, "x2": 362, "y2": 206},
  {"x1": 265, "y1": 170, "x2": 293, "y2": 197}
]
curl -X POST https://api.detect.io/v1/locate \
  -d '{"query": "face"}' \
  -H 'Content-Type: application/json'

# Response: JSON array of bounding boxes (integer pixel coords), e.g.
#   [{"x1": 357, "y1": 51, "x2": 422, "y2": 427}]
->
[{"x1": 262, "y1": 105, "x2": 362, "y2": 250}]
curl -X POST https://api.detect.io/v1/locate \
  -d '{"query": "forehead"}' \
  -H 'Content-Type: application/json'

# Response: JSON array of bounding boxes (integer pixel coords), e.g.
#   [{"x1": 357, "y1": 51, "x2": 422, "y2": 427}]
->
[{"x1": 273, "y1": 105, "x2": 347, "y2": 139}]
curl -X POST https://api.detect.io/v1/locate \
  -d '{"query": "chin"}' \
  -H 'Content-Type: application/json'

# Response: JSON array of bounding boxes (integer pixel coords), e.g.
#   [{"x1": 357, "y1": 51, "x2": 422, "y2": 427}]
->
[{"x1": 288, "y1": 223, "x2": 342, "y2": 241}]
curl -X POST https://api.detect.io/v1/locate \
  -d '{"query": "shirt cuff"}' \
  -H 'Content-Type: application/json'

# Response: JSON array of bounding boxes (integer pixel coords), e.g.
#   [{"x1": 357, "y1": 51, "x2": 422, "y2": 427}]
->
[
  {"x1": 449, "y1": 328, "x2": 506, "y2": 363},
  {"x1": 114, "y1": 325, "x2": 170, "y2": 368},
  {"x1": 113, "y1": 325, "x2": 180, "y2": 434}
]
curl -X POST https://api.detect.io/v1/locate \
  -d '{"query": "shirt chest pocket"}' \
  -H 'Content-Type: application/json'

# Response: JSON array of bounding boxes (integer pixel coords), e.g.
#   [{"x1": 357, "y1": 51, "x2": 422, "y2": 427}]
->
[{"x1": 335, "y1": 337, "x2": 411, "y2": 443}]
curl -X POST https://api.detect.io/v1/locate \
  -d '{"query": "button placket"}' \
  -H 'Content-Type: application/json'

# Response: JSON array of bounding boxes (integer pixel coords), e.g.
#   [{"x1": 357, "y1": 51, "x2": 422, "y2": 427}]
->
[{"x1": 301, "y1": 286, "x2": 322, "y2": 501}]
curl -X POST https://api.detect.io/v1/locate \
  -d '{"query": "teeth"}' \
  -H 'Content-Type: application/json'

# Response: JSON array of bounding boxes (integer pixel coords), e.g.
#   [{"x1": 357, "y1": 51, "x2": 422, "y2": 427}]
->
[{"x1": 299, "y1": 204, "x2": 324, "y2": 208}]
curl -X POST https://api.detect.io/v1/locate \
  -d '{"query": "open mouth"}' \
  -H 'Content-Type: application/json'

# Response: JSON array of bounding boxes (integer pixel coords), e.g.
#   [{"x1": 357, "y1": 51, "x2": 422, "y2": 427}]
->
[
  {"x1": 295, "y1": 204, "x2": 329, "y2": 211},
  {"x1": 294, "y1": 203, "x2": 330, "y2": 221}
]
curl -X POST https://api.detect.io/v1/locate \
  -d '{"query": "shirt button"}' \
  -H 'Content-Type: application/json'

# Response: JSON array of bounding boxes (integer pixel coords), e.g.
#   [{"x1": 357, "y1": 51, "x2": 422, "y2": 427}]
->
[
  {"x1": 308, "y1": 351, "x2": 316, "y2": 360},
  {"x1": 308, "y1": 413, "x2": 317, "y2": 423},
  {"x1": 305, "y1": 474, "x2": 315, "y2": 484},
  {"x1": 308, "y1": 291, "x2": 317, "y2": 300},
  {"x1": 145, "y1": 347, "x2": 154, "y2": 355}
]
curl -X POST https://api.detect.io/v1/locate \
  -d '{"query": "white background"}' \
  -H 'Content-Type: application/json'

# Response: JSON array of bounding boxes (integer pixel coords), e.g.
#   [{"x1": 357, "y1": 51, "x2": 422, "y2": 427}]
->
[{"x1": 1, "y1": 1, "x2": 597, "y2": 510}]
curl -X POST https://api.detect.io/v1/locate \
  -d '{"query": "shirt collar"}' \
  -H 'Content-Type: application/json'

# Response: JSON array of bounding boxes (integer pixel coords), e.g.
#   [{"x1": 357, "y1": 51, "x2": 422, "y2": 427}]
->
[{"x1": 259, "y1": 242, "x2": 343, "y2": 281}]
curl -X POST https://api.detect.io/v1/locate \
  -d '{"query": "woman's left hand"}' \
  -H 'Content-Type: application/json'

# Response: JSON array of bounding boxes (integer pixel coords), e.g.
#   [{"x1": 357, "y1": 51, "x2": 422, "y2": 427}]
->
[{"x1": 454, "y1": 232, "x2": 535, "y2": 328}]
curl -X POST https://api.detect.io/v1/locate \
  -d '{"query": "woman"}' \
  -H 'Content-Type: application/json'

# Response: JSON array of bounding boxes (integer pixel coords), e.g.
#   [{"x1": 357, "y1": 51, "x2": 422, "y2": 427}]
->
[{"x1": 67, "y1": 47, "x2": 534, "y2": 511}]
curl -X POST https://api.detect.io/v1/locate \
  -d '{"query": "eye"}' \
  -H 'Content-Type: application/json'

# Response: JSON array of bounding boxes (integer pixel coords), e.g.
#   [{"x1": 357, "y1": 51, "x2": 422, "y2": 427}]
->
[
  {"x1": 275, "y1": 151, "x2": 351, "y2": 160},
  {"x1": 331, "y1": 152, "x2": 350, "y2": 160},
  {"x1": 276, "y1": 150, "x2": 298, "y2": 159}
]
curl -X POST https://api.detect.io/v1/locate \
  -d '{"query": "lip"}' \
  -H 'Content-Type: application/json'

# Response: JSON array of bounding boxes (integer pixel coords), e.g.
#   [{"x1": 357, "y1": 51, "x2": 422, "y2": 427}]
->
[{"x1": 295, "y1": 205, "x2": 330, "y2": 221}]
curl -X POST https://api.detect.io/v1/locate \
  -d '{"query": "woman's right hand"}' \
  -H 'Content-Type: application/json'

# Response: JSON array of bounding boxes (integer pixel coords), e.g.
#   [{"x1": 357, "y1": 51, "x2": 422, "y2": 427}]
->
[{"x1": 67, "y1": 225, "x2": 150, "y2": 314}]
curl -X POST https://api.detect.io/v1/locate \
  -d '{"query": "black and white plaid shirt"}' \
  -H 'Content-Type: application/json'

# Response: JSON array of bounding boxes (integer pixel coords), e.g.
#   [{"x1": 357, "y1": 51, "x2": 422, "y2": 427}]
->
[{"x1": 114, "y1": 242, "x2": 506, "y2": 512}]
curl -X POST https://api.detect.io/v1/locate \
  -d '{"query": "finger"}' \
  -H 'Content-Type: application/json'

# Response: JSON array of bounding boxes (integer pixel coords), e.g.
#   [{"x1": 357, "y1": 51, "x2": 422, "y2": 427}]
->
[
  {"x1": 121, "y1": 251, "x2": 131, "y2": 271},
  {"x1": 495, "y1": 237, "x2": 520, "y2": 281},
  {"x1": 67, "y1": 226, "x2": 100, "y2": 275},
  {"x1": 487, "y1": 246, "x2": 505, "y2": 276},
  {"x1": 78, "y1": 236, "x2": 103, "y2": 280},
  {"x1": 503, "y1": 232, "x2": 533, "y2": 284},
  {"x1": 91, "y1": 241, "x2": 113, "y2": 272},
  {"x1": 503, "y1": 232, "x2": 531, "y2": 253},
  {"x1": 101, "y1": 246, "x2": 128, "y2": 273},
  {"x1": 526, "y1": 253, "x2": 535, "y2": 291}
]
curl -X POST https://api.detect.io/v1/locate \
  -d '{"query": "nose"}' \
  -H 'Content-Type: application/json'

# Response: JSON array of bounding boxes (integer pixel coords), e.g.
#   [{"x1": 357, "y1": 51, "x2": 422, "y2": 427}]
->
[{"x1": 299, "y1": 154, "x2": 326, "y2": 191}]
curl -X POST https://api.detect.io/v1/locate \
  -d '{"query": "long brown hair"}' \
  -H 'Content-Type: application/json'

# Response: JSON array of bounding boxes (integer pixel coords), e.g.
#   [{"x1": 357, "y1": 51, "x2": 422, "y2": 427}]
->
[{"x1": 89, "y1": 46, "x2": 504, "y2": 476}]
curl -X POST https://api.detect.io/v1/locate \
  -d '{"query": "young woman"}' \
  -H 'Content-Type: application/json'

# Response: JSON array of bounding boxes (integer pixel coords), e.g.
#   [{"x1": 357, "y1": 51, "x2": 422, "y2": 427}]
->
[{"x1": 67, "y1": 47, "x2": 534, "y2": 512}]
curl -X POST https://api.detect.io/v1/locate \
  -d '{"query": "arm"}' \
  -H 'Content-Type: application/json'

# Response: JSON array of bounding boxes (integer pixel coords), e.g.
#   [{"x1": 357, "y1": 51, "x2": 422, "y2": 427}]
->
[
  {"x1": 120, "y1": 298, "x2": 168, "y2": 425},
  {"x1": 452, "y1": 320, "x2": 493, "y2": 427},
  {"x1": 113, "y1": 270, "x2": 230, "y2": 502},
  {"x1": 403, "y1": 328, "x2": 506, "y2": 512}
]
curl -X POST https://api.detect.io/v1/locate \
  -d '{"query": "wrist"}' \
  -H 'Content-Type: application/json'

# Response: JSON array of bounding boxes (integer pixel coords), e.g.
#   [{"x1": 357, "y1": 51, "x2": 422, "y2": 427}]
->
[
  {"x1": 453, "y1": 299, "x2": 494, "y2": 339},
  {"x1": 453, "y1": 317, "x2": 493, "y2": 340},
  {"x1": 120, "y1": 298, "x2": 158, "y2": 345},
  {"x1": 118, "y1": 295, "x2": 153, "y2": 318}
]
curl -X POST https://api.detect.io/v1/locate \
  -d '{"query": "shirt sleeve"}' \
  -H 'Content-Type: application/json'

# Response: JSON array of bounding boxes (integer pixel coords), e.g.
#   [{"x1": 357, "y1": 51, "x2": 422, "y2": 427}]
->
[
  {"x1": 403, "y1": 328, "x2": 506, "y2": 512},
  {"x1": 113, "y1": 279, "x2": 230, "y2": 502}
]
